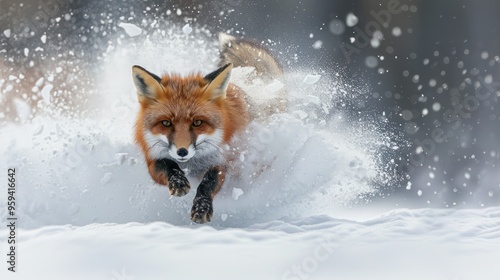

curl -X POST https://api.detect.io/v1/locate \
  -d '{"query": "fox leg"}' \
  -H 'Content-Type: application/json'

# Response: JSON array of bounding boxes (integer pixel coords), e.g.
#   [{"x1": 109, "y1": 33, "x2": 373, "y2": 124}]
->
[
  {"x1": 190, "y1": 166, "x2": 225, "y2": 224},
  {"x1": 148, "y1": 158, "x2": 191, "y2": 197}
]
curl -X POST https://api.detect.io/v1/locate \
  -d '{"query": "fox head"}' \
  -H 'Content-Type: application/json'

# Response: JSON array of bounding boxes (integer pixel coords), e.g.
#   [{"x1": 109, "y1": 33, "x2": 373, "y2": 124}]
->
[{"x1": 132, "y1": 63, "x2": 233, "y2": 163}]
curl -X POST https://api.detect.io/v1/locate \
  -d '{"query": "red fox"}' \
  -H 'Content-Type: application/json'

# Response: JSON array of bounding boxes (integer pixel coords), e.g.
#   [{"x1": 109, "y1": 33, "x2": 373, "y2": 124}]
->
[{"x1": 132, "y1": 34, "x2": 284, "y2": 223}]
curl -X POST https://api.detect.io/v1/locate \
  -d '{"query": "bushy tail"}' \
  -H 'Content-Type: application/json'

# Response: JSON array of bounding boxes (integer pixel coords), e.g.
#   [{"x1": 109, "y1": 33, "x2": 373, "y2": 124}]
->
[{"x1": 218, "y1": 33, "x2": 286, "y2": 116}]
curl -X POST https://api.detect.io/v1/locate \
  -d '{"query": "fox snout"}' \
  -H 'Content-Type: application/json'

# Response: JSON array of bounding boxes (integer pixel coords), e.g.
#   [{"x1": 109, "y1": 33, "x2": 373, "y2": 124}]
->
[
  {"x1": 177, "y1": 148, "x2": 188, "y2": 157},
  {"x1": 169, "y1": 143, "x2": 195, "y2": 162}
]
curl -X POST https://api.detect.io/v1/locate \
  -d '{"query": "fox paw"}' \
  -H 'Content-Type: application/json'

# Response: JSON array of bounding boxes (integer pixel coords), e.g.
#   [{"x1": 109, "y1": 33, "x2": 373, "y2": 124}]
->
[
  {"x1": 190, "y1": 196, "x2": 213, "y2": 224},
  {"x1": 167, "y1": 170, "x2": 190, "y2": 197}
]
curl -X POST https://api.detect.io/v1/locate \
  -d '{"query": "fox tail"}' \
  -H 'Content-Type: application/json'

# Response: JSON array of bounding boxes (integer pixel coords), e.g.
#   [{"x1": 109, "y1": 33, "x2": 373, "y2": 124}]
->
[{"x1": 218, "y1": 33, "x2": 286, "y2": 115}]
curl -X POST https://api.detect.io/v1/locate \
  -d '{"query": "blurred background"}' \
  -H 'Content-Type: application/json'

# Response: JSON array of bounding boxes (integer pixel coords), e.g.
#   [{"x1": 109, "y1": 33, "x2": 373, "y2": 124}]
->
[{"x1": 1, "y1": 0, "x2": 499, "y2": 209}]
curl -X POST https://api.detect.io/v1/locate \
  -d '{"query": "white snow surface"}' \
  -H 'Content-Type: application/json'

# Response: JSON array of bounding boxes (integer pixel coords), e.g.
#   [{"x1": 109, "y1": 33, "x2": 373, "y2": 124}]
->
[
  {"x1": 0, "y1": 208, "x2": 499, "y2": 279},
  {"x1": 1, "y1": 24, "x2": 498, "y2": 279}
]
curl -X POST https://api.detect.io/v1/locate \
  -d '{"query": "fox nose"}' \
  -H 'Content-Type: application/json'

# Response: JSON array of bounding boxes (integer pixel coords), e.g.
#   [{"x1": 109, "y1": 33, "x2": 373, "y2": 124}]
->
[{"x1": 177, "y1": 148, "x2": 188, "y2": 157}]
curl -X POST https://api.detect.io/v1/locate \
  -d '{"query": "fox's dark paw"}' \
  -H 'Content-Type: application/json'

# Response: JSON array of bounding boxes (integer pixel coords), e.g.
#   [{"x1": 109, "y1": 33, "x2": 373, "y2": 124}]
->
[
  {"x1": 167, "y1": 170, "x2": 190, "y2": 197},
  {"x1": 190, "y1": 196, "x2": 213, "y2": 224}
]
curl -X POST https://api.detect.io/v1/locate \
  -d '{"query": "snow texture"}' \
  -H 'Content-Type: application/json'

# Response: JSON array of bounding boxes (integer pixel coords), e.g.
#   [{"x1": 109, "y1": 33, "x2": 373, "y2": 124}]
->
[
  {"x1": 0, "y1": 208, "x2": 499, "y2": 280},
  {"x1": 0, "y1": 20, "x2": 495, "y2": 280}
]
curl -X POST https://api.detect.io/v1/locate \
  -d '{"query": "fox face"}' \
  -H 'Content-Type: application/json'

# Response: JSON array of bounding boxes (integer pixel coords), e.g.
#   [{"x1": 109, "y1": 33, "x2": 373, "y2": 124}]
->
[{"x1": 133, "y1": 64, "x2": 233, "y2": 169}]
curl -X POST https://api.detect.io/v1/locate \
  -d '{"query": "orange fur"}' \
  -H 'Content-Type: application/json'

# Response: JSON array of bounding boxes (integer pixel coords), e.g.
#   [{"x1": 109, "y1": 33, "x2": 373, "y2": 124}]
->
[{"x1": 134, "y1": 72, "x2": 249, "y2": 184}]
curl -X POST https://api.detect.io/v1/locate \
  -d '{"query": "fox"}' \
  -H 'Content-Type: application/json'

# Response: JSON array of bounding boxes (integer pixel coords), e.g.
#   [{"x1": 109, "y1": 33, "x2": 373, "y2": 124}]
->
[{"x1": 132, "y1": 33, "x2": 284, "y2": 223}]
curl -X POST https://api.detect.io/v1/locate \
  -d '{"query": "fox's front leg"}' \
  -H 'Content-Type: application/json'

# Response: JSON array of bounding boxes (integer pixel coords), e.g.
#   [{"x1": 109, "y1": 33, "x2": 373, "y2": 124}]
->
[
  {"x1": 191, "y1": 166, "x2": 225, "y2": 224},
  {"x1": 148, "y1": 158, "x2": 191, "y2": 196}
]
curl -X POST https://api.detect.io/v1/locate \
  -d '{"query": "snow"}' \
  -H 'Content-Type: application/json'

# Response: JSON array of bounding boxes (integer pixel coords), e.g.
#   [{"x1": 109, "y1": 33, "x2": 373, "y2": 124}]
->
[
  {"x1": 231, "y1": 187, "x2": 244, "y2": 200},
  {"x1": 182, "y1": 24, "x2": 193, "y2": 35},
  {"x1": 40, "y1": 84, "x2": 53, "y2": 104},
  {"x1": 312, "y1": 40, "x2": 322, "y2": 49},
  {"x1": 1, "y1": 18, "x2": 497, "y2": 280},
  {"x1": 118, "y1": 22, "x2": 142, "y2": 37},
  {"x1": 392, "y1": 26, "x2": 402, "y2": 37},
  {"x1": 302, "y1": 74, "x2": 321, "y2": 85},
  {"x1": 0, "y1": 208, "x2": 499, "y2": 280},
  {"x1": 346, "y1": 12, "x2": 358, "y2": 27}
]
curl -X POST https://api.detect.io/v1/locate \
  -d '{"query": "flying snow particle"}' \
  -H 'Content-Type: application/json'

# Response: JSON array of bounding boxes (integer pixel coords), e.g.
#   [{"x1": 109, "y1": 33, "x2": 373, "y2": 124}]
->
[
  {"x1": 221, "y1": 214, "x2": 228, "y2": 221},
  {"x1": 346, "y1": 13, "x2": 358, "y2": 27},
  {"x1": 417, "y1": 190, "x2": 423, "y2": 196},
  {"x1": 481, "y1": 51, "x2": 489, "y2": 59},
  {"x1": 118, "y1": 22, "x2": 142, "y2": 37},
  {"x1": 41, "y1": 34, "x2": 47, "y2": 44},
  {"x1": 232, "y1": 188, "x2": 244, "y2": 200},
  {"x1": 40, "y1": 84, "x2": 53, "y2": 104},
  {"x1": 365, "y1": 56, "x2": 378, "y2": 68},
  {"x1": 312, "y1": 40, "x2": 323, "y2": 49},
  {"x1": 392, "y1": 27, "x2": 402, "y2": 37},
  {"x1": 3, "y1": 29, "x2": 11, "y2": 38},
  {"x1": 371, "y1": 30, "x2": 383, "y2": 48},
  {"x1": 302, "y1": 75, "x2": 321, "y2": 85},
  {"x1": 484, "y1": 74, "x2": 493, "y2": 84},
  {"x1": 24, "y1": 48, "x2": 29, "y2": 57},
  {"x1": 35, "y1": 77, "x2": 45, "y2": 87},
  {"x1": 432, "y1": 102, "x2": 441, "y2": 111},
  {"x1": 303, "y1": 74, "x2": 322, "y2": 85},
  {"x1": 176, "y1": 9, "x2": 182, "y2": 16},
  {"x1": 329, "y1": 19, "x2": 345, "y2": 35},
  {"x1": 182, "y1": 24, "x2": 192, "y2": 35},
  {"x1": 371, "y1": 38, "x2": 380, "y2": 48}
]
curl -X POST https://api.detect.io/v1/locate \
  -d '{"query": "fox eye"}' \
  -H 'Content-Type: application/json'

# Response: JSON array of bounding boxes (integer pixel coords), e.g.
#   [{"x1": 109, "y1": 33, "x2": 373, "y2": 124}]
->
[
  {"x1": 192, "y1": 120, "x2": 203, "y2": 127},
  {"x1": 161, "y1": 120, "x2": 172, "y2": 127}
]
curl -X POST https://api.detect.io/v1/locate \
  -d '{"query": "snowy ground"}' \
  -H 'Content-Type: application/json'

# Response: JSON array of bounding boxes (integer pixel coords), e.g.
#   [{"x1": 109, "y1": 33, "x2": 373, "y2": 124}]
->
[
  {"x1": 1, "y1": 207, "x2": 499, "y2": 280},
  {"x1": 1, "y1": 22, "x2": 499, "y2": 280}
]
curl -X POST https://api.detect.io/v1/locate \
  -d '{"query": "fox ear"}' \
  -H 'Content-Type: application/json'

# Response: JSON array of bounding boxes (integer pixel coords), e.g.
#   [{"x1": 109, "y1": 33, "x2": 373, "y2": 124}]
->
[
  {"x1": 203, "y1": 63, "x2": 233, "y2": 100},
  {"x1": 132, "y1": 65, "x2": 163, "y2": 103}
]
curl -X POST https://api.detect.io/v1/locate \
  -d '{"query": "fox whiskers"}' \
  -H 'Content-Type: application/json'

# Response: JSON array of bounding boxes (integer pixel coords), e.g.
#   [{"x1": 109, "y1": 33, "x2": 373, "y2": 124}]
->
[
  {"x1": 196, "y1": 139, "x2": 223, "y2": 155},
  {"x1": 148, "y1": 140, "x2": 167, "y2": 153}
]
